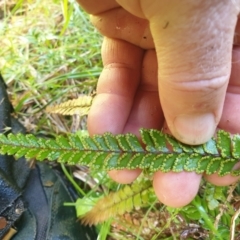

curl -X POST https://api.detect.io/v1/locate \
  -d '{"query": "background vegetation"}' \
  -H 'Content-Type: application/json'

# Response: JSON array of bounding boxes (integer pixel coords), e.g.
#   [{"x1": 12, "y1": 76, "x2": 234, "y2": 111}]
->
[
  {"x1": 0, "y1": 0, "x2": 240, "y2": 239},
  {"x1": 0, "y1": 0, "x2": 101, "y2": 134}
]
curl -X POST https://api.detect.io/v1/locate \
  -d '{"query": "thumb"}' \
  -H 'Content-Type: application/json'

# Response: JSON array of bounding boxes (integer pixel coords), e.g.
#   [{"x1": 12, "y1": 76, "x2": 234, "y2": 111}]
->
[{"x1": 119, "y1": 0, "x2": 239, "y2": 144}]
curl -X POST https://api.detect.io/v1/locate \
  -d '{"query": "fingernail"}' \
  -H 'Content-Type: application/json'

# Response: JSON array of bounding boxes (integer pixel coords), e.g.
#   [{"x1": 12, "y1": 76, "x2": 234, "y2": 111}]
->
[{"x1": 173, "y1": 113, "x2": 216, "y2": 145}]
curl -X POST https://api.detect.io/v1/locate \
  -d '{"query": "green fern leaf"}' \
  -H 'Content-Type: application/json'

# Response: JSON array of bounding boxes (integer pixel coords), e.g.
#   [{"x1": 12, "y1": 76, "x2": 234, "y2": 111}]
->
[
  {"x1": 206, "y1": 157, "x2": 222, "y2": 174},
  {"x1": 185, "y1": 153, "x2": 202, "y2": 172},
  {"x1": 219, "y1": 159, "x2": 238, "y2": 176},
  {"x1": 162, "y1": 154, "x2": 177, "y2": 172},
  {"x1": 150, "y1": 154, "x2": 165, "y2": 171},
  {"x1": 172, "y1": 153, "x2": 186, "y2": 172},
  {"x1": 37, "y1": 149, "x2": 52, "y2": 160},
  {"x1": 165, "y1": 134, "x2": 183, "y2": 153},
  {"x1": 0, "y1": 134, "x2": 9, "y2": 144},
  {"x1": 15, "y1": 148, "x2": 29, "y2": 159},
  {"x1": 25, "y1": 149, "x2": 41, "y2": 159},
  {"x1": 8, "y1": 133, "x2": 20, "y2": 145},
  {"x1": 128, "y1": 153, "x2": 145, "y2": 169},
  {"x1": 26, "y1": 134, "x2": 39, "y2": 147},
  {"x1": 217, "y1": 130, "x2": 231, "y2": 158},
  {"x1": 0, "y1": 129, "x2": 239, "y2": 177},
  {"x1": 203, "y1": 137, "x2": 218, "y2": 155},
  {"x1": 197, "y1": 156, "x2": 212, "y2": 174},
  {"x1": 232, "y1": 134, "x2": 240, "y2": 158},
  {"x1": 68, "y1": 134, "x2": 84, "y2": 149},
  {"x1": 147, "y1": 129, "x2": 169, "y2": 153}
]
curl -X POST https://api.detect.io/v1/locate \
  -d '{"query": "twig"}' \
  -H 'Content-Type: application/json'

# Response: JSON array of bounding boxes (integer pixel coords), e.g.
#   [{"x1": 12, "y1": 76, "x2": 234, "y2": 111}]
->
[
  {"x1": 230, "y1": 207, "x2": 240, "y2": 240},
  {"x1": 214, "y1": 184, "x2": 237, "y2": 229}
]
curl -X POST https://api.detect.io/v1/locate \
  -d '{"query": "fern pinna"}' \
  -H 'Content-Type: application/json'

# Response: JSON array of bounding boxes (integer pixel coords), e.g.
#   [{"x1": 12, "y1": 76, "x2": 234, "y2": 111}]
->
[
  {"x1": 46, "y1": 96, "x2": 93, "y2": 116},
  {"x1": 80, "y1": 179, "x2": 155, "y2": 226},
  {"x1": 0, "y1": 129, "x2": 239, "y2": 176}
]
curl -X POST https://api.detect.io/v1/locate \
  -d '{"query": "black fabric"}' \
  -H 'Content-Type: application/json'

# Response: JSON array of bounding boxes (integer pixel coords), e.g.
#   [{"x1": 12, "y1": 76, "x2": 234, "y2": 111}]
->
[
  {"x1": 0, "y1": 73, "x2": 97, "y2": 240},
  {"x1": 22, "y1": 166, "x2": 49, "y2": 240},
  {"x1": 13, "y1": 163, "x2": 97, "y2": 240},
  {"x1": 0, "y1": 74, "x2": 25, "y2": 239}
]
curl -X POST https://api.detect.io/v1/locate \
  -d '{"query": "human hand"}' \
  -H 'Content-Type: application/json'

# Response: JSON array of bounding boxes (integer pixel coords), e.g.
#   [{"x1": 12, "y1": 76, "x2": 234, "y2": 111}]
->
[{"x1": 77, "y1": 0, "x2": 240, "y2": 207}]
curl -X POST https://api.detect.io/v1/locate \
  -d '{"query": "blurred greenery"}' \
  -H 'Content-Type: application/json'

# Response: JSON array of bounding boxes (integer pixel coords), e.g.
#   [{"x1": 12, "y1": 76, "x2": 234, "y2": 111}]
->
[{"x1": 0, "y1": 0, "x2": 101, "y2": 133}]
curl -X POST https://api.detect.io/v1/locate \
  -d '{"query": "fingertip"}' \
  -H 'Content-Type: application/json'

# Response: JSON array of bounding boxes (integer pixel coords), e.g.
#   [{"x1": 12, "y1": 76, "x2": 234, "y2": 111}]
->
[
  {"x1": 153, "y1": 171, "x2": 202, "y2": 207},
  {"x1": 172, "y1": 113, "x2": 217, "y2": 145},
  {"x1": 204, "y1": 173, "x2": 239, "y2": 186},
  {"x1": 108, "y1": 169, "x2": 142, "y2": 184},
  {"x1": 204, "y1": 157, "x2": 240, "y2": 186}
]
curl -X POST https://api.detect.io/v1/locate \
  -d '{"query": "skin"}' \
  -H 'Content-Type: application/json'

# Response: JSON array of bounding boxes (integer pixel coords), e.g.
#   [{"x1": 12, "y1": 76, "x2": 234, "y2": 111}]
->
[{"x1": 77, "y1": 0, "x2": 240, "y2": 207}]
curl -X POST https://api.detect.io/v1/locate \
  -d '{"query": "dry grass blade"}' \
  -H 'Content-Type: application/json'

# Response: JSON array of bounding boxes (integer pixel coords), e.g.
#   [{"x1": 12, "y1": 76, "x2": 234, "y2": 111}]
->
[
  {"x1": 214, "y1": 183, "x2": 237, "y2": 229},
  {"x1": 230, "y1": 206, "x2": 240, "y2": 240},
  {"x1": 46, "y1": 95, "x2": 93, "y2": 116}
]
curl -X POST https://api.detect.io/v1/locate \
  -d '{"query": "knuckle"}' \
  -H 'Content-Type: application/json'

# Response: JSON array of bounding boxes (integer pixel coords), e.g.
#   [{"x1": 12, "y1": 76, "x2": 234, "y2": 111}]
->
[{"x1": 173, "y1": 75, "x2": 229, "y2": 92}]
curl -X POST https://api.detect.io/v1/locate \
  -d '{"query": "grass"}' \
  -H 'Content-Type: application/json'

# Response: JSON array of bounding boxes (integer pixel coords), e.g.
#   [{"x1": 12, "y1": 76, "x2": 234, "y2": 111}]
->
[
  {"x1": 1, "y1": 1, "x2": 240, "y2": 239},
  {"x1": 0, "y1": 0, "x2": 101, "y2": 134}
]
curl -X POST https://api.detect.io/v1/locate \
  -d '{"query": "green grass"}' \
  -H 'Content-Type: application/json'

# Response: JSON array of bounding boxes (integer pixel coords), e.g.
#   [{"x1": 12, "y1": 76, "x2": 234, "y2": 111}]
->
[
  {"x1": 0, "y1": 0, "x2": 101, "y2": 134},
  {"x1": 1, "y1": 1, "x2": 240, "y2": 239}
]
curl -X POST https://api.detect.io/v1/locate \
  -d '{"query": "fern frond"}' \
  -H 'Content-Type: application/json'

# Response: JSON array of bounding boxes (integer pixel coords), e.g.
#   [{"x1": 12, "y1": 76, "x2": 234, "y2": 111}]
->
[
  {"x1": 81, "y1": 180, "x2": 154, "y2": 226},
  {"x1": 0, "y1": 129, "x2": 239, "y2": 176},
  {"x1": 46, "y1": 95, "x2": 93, "y2": 116}
]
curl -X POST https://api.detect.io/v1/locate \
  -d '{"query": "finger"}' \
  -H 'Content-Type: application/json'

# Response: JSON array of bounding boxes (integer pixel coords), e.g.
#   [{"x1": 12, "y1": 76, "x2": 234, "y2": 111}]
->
[
  {"x1": 76, "y1": 0, "x2": 119, "y2": 14},
  {"x1": 122, "y1": 50, "x2": 164, "y2": 135},
  {"x1": 218, "y1": 46, "x2": 240, "y2": 133},
  {"x1": 125, "y1": 0, "x2": 239, "y2": 145},
  {"x1": 153, "y1": 171, "x2": 202, "y2": 207},
  {"x1": 234, "y1": 15, "x2": 240, "y2": 45},
  {"x1": 154, "y1": 1, "x2": 239, "y2": 145},
  {"x1": 204, "y1": 168, "x2": 240, "y2": 186},
  {"x1": 151, "y1": 119, "x2": 202, "y2": 207},
  {"x1": 115, "y1": 0, "x2": 145, "y2": 18},
  {"x1": 155, "y1": 1, "x2": 239, "y2": 145},
  {"x1": 88, "y1": 37, "x2": 143, "y2": 135},
  {"x1": 142, "y1": 0, "x2": 239, "y2": 207},
  {"x1": 77, "y1": 0, "x2": 154, "y2": 49},
  {"x1": 90, "y1": 8, "x2": 153, "y2": 49},
  {"x1": 108, "y1": 50, "x2": 165, "y2": 183},
  {"x1": 204, "y1": 45, "x2": 240, "y2": 185},
  {"x1": 87, "y1": 38, "x2": 144, "y2": 183},
  {"x1": 155, "y1": 44, "x2": 240, "y2": 203}
]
